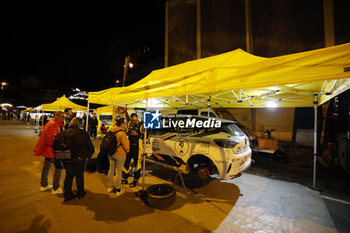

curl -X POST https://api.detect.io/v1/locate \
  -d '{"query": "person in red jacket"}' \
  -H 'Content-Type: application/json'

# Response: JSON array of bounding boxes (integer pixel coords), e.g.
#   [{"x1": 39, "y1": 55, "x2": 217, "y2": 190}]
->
[
  {"x1": 34, "y1": 111, "x2": 65, "y2": 194},
  {"x1": 100, "y1": 124, "x2": 108, "y2": 134}
]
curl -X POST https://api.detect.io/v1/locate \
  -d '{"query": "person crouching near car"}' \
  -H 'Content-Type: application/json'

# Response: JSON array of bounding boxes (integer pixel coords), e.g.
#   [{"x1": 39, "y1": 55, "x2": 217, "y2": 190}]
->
[
  {"x1": 34, "y1": 111, "x2": 65, "y2": 194},
  {"x1": 107, "y1": 118, "x2": 129, "y2": 197},
  {"x1": 100, "y1": 124, "x2": 108, "y2": 135},
  {"x1": 62, "y1": 117, "x2": 94, "y2": 201}
]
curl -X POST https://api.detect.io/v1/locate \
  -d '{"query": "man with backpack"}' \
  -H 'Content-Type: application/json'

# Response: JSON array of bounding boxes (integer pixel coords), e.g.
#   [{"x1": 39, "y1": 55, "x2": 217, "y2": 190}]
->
[{"x1": 97, "y1": 125, "x2": 113, "y2": 174}]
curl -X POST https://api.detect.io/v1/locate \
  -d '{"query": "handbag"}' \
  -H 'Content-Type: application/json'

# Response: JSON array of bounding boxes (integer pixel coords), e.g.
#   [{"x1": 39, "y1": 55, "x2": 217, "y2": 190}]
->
[
  {"x1": 53, "y1": 130, "x2": 71, "y2": 160},
  {"x1": 54, "y1": 150, "x2": 72, "y2": 160}
]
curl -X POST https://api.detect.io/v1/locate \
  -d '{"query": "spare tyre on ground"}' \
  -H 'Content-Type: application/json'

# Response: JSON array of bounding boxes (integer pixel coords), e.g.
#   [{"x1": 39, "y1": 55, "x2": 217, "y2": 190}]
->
[{"x1": 144, "y1": 184, "x2": 176, "y2": 209}]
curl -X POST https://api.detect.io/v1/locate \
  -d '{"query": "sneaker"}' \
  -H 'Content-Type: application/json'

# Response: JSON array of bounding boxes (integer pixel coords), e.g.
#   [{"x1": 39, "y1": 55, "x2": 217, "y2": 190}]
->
[
  {"x1": 40, "y1": 185, "x2": 52, "y2": 192},
  {"x1": 129, "y1": 180, "x2": 137, "y2": 188},
  {"x1": 115, "y1": 189, "x2": 125, "y2": 197},
  {"x1": 106, "y1": 187, "x2": 114, "y2": 193},
  {"x1": 51, "y1": 187, "x2": 63, "y2": 195}
]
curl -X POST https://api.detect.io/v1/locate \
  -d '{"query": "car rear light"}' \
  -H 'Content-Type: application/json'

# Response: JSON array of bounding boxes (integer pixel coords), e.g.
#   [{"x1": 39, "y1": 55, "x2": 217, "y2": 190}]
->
[{"x1": 214, "y1": 139, "x2": 238, "y2": 148}]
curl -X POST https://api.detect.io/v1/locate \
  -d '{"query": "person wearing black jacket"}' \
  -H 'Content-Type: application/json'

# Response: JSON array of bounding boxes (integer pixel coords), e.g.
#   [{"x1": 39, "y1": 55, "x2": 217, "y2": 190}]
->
[
  {"x1": 64, "y1": 108, "x2": 74, "y2": 130},
  {"x1": 62, "y1": 117, "x2": 95, "y2": 201},
  {"x1": 89, "y1": 113, "x2": 98, "y2": 138}
]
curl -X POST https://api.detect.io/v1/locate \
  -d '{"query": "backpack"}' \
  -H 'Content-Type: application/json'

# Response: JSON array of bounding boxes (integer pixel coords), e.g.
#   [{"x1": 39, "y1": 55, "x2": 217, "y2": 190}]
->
[
  {"x1": 53, "y1": 131, "x2": 70, "y2": 151},
  {"x1": 100, "y1": 130, "x2": 122, "y2": 155}
]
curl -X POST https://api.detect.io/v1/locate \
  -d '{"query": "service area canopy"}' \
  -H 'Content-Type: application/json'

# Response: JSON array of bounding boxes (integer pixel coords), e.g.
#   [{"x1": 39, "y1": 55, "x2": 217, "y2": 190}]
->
[
  {"x1": 35, "y1": 95, "x2": 87, "y2": 112},
  {"x1": 95, "y1": 105, "x2": 114, "y2": 115},
  {"x1": 22, "y1": 107, "x2": 33, "y2": 113},
  {"x1": 88, "y1": 43, "x2": 350, "y2": 109},
  {"x1": 88, "y1": 43, "x2": 350, "y2": 189}
]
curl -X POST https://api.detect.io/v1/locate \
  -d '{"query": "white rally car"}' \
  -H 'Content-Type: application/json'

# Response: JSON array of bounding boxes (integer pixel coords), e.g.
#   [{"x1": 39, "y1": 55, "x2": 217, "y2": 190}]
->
[{"x1": 146, "y1": 116, "x2": 252, "y2": 180}]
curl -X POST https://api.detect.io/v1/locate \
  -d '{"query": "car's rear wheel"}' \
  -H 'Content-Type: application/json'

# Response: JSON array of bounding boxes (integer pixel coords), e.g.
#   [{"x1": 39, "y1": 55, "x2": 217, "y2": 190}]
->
[{"x1": 197, "y1": 167, "x2": 210, "y2": 180}]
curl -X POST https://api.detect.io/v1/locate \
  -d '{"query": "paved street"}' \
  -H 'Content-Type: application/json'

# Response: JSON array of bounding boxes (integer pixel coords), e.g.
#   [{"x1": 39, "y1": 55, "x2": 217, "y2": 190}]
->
[{"x1": 0, "y1": 120, "x2": 345, "y2": 233}]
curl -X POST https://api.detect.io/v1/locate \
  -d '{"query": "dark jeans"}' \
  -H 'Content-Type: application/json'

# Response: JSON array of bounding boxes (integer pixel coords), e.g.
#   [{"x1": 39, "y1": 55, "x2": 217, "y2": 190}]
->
[
  {"x1": 123, "y1": 147, "x2": 141, "y2": 181},
  {"x1": 63, "y1": 160, "x2": 85, "y2": 198},
  {"x1": 90, "y1": 127, "x2": 97, "y2": 138}
]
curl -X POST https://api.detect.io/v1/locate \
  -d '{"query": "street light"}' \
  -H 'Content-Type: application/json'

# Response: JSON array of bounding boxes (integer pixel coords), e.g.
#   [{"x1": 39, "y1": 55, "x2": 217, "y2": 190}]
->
[
  {"x1": 115, "y1": 80, "x2": 120, "y2": 87},
  {"x1": 1, "y1": 82, "x2": 7, "y2": 104},
  {"x1": 123, "y1": 62, "x2": 134, "y2": 69}
]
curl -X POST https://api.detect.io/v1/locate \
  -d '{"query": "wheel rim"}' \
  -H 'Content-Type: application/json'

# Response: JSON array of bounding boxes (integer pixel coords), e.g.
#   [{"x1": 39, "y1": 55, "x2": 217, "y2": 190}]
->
[
  {"x1": 148, "y1": 185, "x2": 173, "y2": 196},
  {"x1": 198, "y1": 168, "x2": 209, "y2": 180}
]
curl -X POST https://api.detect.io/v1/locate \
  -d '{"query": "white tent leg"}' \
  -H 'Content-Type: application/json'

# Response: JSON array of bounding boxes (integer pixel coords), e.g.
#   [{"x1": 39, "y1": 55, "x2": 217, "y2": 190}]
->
[
  {"x1": 85, "y1": 102, "x2": 90, "y2": 132},
  {"x1": 142, "y1": 99, "x2": 149, "y2": 192},
  {"x1": 313, "y1": 94, "x2": 318, "y2": 188}
]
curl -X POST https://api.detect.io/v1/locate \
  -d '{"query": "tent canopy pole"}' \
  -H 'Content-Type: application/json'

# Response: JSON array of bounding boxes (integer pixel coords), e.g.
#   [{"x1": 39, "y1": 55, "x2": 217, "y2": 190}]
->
[
  {"x1": 85, "y1": 102, "x2": 90, "y2": 132},
  {"x1": 142, "y1": 99, "x2": 149, "y2": 192},
  {"x1": 313, "y1": 94, "x2": 318, "y2": 188}
]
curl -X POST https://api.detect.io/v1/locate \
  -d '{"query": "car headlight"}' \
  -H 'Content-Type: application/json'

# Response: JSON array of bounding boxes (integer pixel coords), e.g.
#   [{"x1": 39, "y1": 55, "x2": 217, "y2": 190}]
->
[{"x1": 214, "y1": 139, "x2": 238, "y2": 148}]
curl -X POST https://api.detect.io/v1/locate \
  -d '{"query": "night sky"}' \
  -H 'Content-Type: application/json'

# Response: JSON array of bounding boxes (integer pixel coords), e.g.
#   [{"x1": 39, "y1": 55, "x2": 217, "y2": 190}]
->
[
  {"x1": 1, "y1": 1, "x2": 165, "y2": 92},
  {"x1": 1, "y1": 0, "x2": 349, "y2": 101}
]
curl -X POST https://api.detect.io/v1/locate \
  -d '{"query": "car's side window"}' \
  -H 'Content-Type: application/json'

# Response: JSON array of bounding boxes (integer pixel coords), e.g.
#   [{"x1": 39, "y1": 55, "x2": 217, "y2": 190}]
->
[
  {"x1": 148, "y1": 128, "x2": 174, "y2": 136},
  {"x1": 148, "y1": 118, "x2": 177, "y2": 136},
  {"x1": 200, "y1": 112, "x2": 216, "y2": 117},
  {"x1": 178, "y1": 127, "x2": 194, "y2": 137}
]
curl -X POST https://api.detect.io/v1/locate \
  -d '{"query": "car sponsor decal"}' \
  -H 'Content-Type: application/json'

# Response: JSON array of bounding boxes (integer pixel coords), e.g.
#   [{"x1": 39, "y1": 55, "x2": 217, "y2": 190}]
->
[
  {"x1": 174, "y1": 138, "x2": 189, "y2": 156},
  {"x1": 163, "y1": 135, "x2": 176, "y2": 141},
  {"x1": 193, "y1": 141, "x2": 210, "y2": 154},
  {"x1": 152, "y1": 139, "x2": 160, "y2": 151},
  {"x1": 152, "y1": 151, "x2": 165, "y2": 161},
  {"x1": 160, "y1": 132, "x2": 176, "y2": 140}
]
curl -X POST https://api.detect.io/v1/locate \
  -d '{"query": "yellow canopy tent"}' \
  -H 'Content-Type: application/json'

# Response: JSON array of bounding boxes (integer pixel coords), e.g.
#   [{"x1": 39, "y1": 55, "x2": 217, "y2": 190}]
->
[
  {"x1": 37, "y1": 95, "x2": 87, "y2": 112},
  {"x1": 95, "y1": 105, "x2": 132, "y2": 117},
  {"x1": 94, "y1": 105, "x2": 133, "y2": 127},
  {"x1": 94, "y1": 105, "x2": 115, "y2": 137},
  {"x1": 95, "y1": 105, "x2": 114, "y2": 115},
  {"x1": 28, "y1": 96, "x2": 87, "y2": 131},
  {"x1": 25, "y1": 106, "x2": 43, "y2": 113},
  {"x1": 94, "y1": 105, "x2": 133, "y2": 137},
  {"x1": 88, "y1": 43, "x2": 350, "y2": 188},
  {"x1": 89, "y1": 43, "x2": 350, "y2": 109},
  {"x1": 22, "y1": 107, "x2": 33, "y2": 113}
]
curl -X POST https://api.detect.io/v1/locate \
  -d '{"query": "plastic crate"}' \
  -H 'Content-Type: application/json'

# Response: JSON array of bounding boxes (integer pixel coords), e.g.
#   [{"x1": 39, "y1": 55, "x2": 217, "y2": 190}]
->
[{"x1": 258, "y1": 138, "x2": 279, "y2": 150}]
